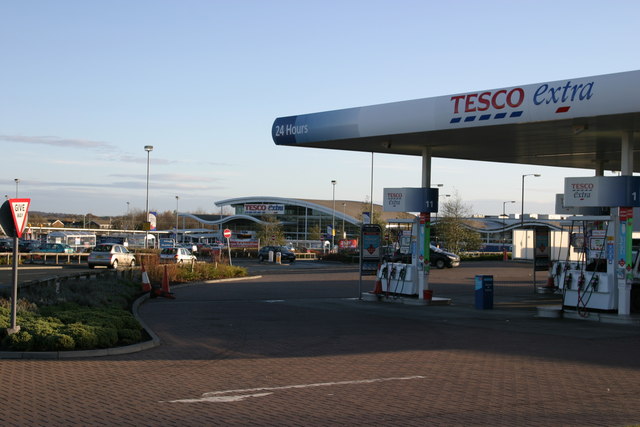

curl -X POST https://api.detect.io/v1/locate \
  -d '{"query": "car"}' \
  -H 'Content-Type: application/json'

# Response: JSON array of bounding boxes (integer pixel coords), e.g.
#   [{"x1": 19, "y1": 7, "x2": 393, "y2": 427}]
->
[
  {"x1": 160, "y1": 247, "x2": 197, "y2": 264},
  {"x1": 430, "y1": 245, "x2": 460, "y2": 269},
  {"x1": 39, "y1": 243, "x2": 75, "y2": 253},
  {"x1": 87, "y1": 243, "x2": 136, "y2": 269},
  {"x1": 258, "y1": 245, "x2": 296, "y2": 263},
  {"x1": 382, "y1": 245, "x2": 460, "y2": 269},
  {"x1": 0, "y1": 240, "x2": 13, "y2": 253},
  {"x1": 18, "y1": 240, "x2": 41, "y2": 252}
]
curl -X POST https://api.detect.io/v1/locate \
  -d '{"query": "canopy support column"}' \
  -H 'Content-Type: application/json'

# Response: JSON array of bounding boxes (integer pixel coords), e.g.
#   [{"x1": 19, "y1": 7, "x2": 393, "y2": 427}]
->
[
  {"x1": 621, "y1": 131, "x2": 634, "y2": 176},
  {"x1": 618, "y1": 132, "x2": 635, "y2": 316},
  {"x1": 418, "y1": 147, "x2": 432, "y2": 300}
]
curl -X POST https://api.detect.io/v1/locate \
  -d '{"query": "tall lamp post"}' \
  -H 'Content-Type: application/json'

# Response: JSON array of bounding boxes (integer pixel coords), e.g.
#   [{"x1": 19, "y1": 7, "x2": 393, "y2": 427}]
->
[
  {"x1": 331, "y1": 180, "x2": 336, "y2": 252},
  {"x1": 14, "y1": 179, "x2": 20, "y2": 198},
  {"x1": 342, "y1": 202, "x2": 347, "y2": 239},
  {"x1": 521, "y1": 174, "x2": 541, "y2": 227},
  {"x1": 126, "y1": 202, "x2": 130, "y2": 230},
  {"x1": 175, "y1": 196, "x2": 179, "y2": 243},
  {"x1": 144, "y1": 145, "x2": 154, "y2": 248}
]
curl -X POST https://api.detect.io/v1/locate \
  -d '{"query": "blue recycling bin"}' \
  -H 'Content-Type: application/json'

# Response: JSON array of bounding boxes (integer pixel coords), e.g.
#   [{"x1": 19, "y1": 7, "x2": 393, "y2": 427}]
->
[{"x1": 475, "y1": 275, "x2": 493, "y2": 309}]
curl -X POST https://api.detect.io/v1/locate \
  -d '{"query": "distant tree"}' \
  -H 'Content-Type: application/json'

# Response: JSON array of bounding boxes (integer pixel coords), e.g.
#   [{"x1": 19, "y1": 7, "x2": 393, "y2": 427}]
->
[
  {"x1": 433, "y1": 192, "x2": 481, "y2": 253},
  {"x1": 256, "y1": 215, "x2": 285, "y2": 246},
  {"x1": 308, "y1": 224, "x2": 321, "y2": 241}
]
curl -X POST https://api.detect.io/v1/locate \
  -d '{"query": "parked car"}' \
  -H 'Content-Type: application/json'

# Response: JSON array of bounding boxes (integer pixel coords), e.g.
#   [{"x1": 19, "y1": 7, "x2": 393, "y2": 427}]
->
[
  {"x1": 39, "y1": 243, "x2": 75, "y2": 253},
  {"x1": 258, "y1": 245, "x2": 296, "y2": 263},
  {"x1": 88, "y1": 243, "x2": 136, "y2": 269},
  {"x1": 0, "y1": 240, "x2": 13, "y2": 252},
  {"x1": 160, "y1": 247, "x2": 197, "y2": 264},
  {"x1": 382, "y1": 245, "x2": 460, "y2": 269},
  {"x1": 430, "y1": 245, "x2": 460, "y2": 269},
  {"x1": 19, "y1": 240, "x2": 41, "y2": 252}
]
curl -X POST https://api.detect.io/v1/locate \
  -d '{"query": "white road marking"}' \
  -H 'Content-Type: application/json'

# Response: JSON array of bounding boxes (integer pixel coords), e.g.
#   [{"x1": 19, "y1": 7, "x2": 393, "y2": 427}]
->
[{"x1": 165, "y1": 375, "x2": 426, "y2": 404}]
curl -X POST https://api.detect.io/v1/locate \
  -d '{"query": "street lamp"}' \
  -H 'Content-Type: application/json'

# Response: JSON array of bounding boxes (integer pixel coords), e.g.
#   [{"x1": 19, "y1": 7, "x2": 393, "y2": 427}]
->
[
  {"x1": 331, "y1": 180, "x2": 336, "y2": 252},
  {"x1": 126, "y1": 202, "x2": 130, "y2": 230},
  {"x1": 521, "y1": 174, "x2": 541, "y2": 227},
  {"x1": 342, "y1": 202, "x2": 347, "y2": 239},
  {"x1": 14, "y1": 179, "x2": 19, "y2": 198},
  {"x1": 175, "y1": 196, "x2": 179, "y2": 243},
  {"x1": 144, "y1": 145, "x2": 154, "y2": 248},
  {"x1": 502, "y1": 200, "x2": 516, "y2": 252}
]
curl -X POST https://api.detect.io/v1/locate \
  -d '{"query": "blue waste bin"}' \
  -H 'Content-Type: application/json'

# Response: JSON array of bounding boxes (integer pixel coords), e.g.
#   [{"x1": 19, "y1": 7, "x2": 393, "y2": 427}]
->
[{"x1": 475, "y1": 275, "x2": 493, "y2": 309}]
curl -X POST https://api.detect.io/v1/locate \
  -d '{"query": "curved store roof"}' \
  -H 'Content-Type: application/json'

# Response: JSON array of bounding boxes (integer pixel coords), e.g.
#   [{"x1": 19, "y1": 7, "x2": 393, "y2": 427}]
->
[{"x1": 213, "y1": 196, "x2": 414, "y2": 224}]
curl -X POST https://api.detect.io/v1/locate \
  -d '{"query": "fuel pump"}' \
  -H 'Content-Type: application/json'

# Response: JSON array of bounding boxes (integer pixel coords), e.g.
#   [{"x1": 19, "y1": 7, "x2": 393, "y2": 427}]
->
[{"x1": 555, "y1": 216, "x2": 616, "y2": 312}]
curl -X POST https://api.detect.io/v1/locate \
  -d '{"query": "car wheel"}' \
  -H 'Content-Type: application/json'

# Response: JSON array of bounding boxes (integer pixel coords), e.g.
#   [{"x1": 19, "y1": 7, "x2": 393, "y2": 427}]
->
[
  {"x1": 435, "y1": 259, "x2": 445, "y2": 269},
  {"x1": 111, "y1": 259, "x2": 118, "y2": 269},
  {"x1": 178, "y1": 260, "x2": 183, "y2": 264},
  {"x1": 130, "y1": 259, "x2": 136, "y2": 268},
  {"x1": 88, "y1": 264, "x2": 95, "y2": 269},
  {"x1": 258, "y1": 255, "x2": 264, "y2": 262}
]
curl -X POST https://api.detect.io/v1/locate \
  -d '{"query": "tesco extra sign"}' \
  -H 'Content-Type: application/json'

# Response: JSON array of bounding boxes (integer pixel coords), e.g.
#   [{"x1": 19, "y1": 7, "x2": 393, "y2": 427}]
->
[
  {"x1": 450, "y1": 80, "x2": 594, "y2": 117},
  {"x1": 244, "y1": 204, "x2": 285, "y2": 214}
]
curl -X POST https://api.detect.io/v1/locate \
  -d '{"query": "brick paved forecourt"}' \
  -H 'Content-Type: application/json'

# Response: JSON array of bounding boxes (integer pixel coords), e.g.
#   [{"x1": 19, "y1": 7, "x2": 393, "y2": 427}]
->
[{"x1": 1, "y1": 260, "x2": 640, "y2": 426}]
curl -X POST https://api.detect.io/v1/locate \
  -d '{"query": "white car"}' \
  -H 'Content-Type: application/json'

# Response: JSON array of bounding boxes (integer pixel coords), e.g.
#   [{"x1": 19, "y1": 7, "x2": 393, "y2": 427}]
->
[
  {"x1": 160, "y1": 247, "x2": 197, "y2": 264},
  {"x1": 88, "y1": 243, "x2": 136, "y2": 269}
]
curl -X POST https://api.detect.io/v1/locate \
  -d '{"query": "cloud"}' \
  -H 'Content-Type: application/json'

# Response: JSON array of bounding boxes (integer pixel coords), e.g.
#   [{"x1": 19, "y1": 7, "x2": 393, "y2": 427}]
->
[{"x1": 0, "y1": 134, "x2": 116, "y2": 149}]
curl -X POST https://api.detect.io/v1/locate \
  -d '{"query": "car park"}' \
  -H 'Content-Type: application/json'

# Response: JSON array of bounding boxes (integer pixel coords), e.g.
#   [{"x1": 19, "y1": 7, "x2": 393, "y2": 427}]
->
[
  {"x1": 160, "y1": 247, "x2": 197, "y2": 264},
  {"x1": 258, "y1": 245, "x2": 296, "y2": 263},
  {"x1": 88, "y1": 243, "x2": 136, "y2": 269}
]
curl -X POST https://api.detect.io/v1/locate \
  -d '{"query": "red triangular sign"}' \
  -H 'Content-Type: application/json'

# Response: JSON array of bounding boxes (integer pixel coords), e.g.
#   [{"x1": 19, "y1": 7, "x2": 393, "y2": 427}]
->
[{"x1": 9, "y1": 199, "x2": 30, "y2": 238}]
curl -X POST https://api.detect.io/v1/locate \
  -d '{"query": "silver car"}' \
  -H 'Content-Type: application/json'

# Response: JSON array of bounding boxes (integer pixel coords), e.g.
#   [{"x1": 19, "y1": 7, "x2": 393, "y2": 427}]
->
[
  {"x1": 159, "y1": 247, "x2": 197, "y2": 264},
  {"x1": 88, "y1": 243, "x2": 136, "y2": 269}
]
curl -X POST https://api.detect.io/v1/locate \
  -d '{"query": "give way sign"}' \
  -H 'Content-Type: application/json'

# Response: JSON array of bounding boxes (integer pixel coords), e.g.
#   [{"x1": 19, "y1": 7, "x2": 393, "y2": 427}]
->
[{"x1": 10, "y1": 199, "x2": 30, "y2": 238}]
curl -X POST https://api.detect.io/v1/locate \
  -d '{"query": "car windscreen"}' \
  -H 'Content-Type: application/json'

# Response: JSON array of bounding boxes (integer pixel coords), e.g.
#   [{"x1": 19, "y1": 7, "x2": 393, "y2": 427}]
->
[{"x1": 93, "y1": 245, "x2": 113, "y2": 252}]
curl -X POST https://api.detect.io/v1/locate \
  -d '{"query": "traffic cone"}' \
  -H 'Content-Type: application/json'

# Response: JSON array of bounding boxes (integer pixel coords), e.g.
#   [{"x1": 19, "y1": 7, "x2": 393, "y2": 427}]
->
[
  {"x1": 371, "y1": 264, "x2": 383, "y2": 294},
  {"x1": 141, "y1": 262, "x2": 152, "y2": 292},
  {"x1": 371, "y1": 278, "x2": 383, "y2": 294},
  {"x1": 162, "y1": 265, "x2": 172, "y2": 294}
]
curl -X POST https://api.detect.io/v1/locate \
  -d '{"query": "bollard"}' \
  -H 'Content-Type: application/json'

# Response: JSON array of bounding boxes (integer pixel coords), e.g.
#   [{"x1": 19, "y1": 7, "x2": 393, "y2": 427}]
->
[{"x1": 475, "y1": 275, "x2": 493, "y2": 309}]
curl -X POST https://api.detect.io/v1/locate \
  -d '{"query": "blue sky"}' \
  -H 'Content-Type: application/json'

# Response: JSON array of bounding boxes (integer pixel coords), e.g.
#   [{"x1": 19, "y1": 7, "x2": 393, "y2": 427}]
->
[{"x1": 2, "y1": 0, "x2": 640, "y2": 217}]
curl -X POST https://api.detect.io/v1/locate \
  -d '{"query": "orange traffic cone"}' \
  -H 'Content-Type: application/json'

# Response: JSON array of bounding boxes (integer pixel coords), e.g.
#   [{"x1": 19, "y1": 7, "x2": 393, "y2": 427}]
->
[
  {"x1": 371, "y1": 263, "x2": 383, "y2": 294},
  {"x1": 141, "y1": 261, "x2": 152, "y2": 292},
  {"x1": 162, "y1": 265, "x2": 171, "y2": 294},
  {"x1": 371, "y1": 278, "x2": 383, "y2": 294}
]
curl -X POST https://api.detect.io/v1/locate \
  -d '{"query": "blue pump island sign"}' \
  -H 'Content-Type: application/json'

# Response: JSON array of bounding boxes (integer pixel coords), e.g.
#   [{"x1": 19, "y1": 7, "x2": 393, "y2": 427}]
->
[{"x1": 360, "y1": 224, "x2": 381, "y2": 276}]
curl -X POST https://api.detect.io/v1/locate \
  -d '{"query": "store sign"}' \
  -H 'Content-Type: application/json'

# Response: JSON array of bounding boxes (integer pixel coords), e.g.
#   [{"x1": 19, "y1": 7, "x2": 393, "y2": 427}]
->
[
  {"x1": 564, "y1": 176, "x2": 640, "y2": 207},
  {"x1": 244, "y1": 204, "x2": 285, "y2": 214},
  {"x1": 339, "y1": 239, "x2": 358, "y2": 249},
  {"x1": 383, "y1": 187, "x2": 438, "y2": 212}
]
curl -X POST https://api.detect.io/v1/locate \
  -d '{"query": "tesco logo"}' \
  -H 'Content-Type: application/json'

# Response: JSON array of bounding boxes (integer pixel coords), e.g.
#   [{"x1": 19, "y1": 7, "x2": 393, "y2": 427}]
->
[{"x1": 450, "y1": 88, "x2": 525, "y2": 114}]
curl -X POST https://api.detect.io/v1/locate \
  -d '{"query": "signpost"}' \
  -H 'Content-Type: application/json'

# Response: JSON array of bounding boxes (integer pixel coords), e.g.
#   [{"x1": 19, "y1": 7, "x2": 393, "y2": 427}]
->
[
  {"x1": 223, "y1": 228, "x2": 232, "y2": 266},
  {"x1": 0, "y1": 199, "x2": 31, "y2": 334},
  {"x1": 359, "y1": 224, "x2": 382, "y2": 298}
]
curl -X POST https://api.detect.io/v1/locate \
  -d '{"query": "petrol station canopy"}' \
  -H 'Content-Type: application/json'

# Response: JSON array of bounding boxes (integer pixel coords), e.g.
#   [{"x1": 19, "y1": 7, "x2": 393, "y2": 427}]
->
[{"x1": 272, "y1": 70, "x2": 640, "y2": 172}]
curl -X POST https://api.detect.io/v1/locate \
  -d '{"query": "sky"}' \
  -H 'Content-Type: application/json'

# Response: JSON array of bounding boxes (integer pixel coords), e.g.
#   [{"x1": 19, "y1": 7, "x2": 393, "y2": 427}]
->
[{"x1": 2, "y1": 0, "x2": 640, "y2": 218}]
